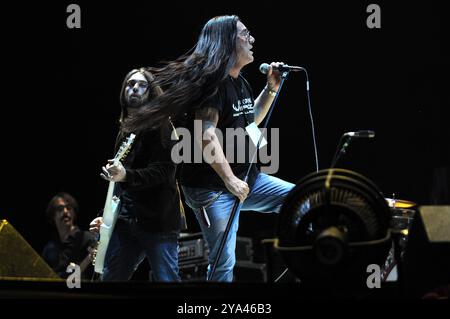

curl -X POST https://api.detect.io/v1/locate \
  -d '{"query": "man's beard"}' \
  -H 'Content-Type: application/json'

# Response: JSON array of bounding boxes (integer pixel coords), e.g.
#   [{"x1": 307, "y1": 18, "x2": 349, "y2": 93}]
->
[{"x1": 127, "y1": 96, "x2": 143, "y2": 108}]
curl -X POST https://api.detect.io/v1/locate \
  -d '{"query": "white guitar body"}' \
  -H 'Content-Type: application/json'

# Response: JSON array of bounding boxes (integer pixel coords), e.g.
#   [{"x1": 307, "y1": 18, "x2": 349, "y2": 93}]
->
[
  {"x1": 94, "y1": 193, "x2": 120, "y2": 274},
  {"x1": 94, "y1": 134, "x2": 135, "y2": 274}
]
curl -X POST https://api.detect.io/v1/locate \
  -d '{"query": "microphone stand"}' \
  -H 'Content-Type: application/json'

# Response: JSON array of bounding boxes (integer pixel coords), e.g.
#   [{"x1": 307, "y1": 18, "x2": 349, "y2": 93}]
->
[
  {"x1": 330, "y1": 134, "x2": 352, "y2": 168},
  {"x1": 330, "y1": 131, "x2": 375, "y2": 168},
  {"x1": 207, "y1": 71, "x2": 290, "y2": 281}
]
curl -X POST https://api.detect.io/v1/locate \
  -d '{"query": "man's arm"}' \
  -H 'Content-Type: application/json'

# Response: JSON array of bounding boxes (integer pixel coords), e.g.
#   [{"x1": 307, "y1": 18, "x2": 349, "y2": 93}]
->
[
  {"x1": 253, "y1": 86, "x2": 277, "y2": 125},
  {"x1": 195, "y1": 107, "x2": 249, "y2": 202},
  {"x1": 102, "y1": 132, "x2": 176, "y2": 191},
  {"x1": 121, "y1": 161, "x2": 175, "y2": 190},
  {"x1": 253, "y1": 62, "x2": 284, "y2": 125},
  {"x1": 78, "y1": 247, "x2": 95, "y2": 273}
]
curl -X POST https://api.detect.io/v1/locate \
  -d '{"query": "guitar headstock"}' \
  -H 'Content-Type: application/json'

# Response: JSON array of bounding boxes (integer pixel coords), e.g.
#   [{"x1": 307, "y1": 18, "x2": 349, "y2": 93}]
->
[{"x1": 114, "y1": 133, "x2": 136, "y2": 163}]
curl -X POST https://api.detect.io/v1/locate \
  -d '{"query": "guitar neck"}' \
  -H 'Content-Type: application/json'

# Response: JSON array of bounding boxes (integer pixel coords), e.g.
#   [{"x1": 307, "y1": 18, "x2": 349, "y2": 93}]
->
[
  {"x1": 102, "y1": 147, "x2": 129, "y2": 216},
  {"x1": 103, "y1": 180, "x2": 116, "y2": 212}
]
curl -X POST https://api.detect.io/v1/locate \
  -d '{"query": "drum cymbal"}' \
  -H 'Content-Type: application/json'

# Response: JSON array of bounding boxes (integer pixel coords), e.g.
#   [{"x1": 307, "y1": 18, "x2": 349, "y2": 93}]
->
[{"x1": 385, "y1": 198, "x2": 417, "y2": 208}]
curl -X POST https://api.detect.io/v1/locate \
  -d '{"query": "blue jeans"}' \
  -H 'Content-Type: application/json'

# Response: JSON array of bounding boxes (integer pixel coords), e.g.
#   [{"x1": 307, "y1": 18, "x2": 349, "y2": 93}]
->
[
  {"x1": 101, "y1": 218, "x2": 180, "y2": 282},
  {"x1": 182, "y1": 173, "x2": 295, "y2": 282}
]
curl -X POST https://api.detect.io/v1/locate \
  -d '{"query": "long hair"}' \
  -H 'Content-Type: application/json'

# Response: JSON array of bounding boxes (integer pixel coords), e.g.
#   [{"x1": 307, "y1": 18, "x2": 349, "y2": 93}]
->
[
  {"x1": 115, "y1": 67, "x2": 164, "y2": 151},
  {"x1": 121, "y1": 15, "x2": 240, "y2": 133},
  {"x1": 118, "y1": 68, "x2": 162, "y2": 125},
  {"x1": 45, "y1": 192, "x2": 79, "y2": 226}
]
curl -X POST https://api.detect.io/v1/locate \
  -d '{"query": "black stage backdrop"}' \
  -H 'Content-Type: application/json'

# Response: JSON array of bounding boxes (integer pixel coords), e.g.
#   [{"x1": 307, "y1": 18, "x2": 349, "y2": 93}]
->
[{"x1": 1, "y1": 1, "x2": 448, "y2": 255}]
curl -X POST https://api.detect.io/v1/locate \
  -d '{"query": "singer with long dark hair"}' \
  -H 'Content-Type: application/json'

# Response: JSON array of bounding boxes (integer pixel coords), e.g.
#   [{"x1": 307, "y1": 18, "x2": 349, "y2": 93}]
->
[{"x1": 123, "y1": 15, "x2": 295, "y2": 282}]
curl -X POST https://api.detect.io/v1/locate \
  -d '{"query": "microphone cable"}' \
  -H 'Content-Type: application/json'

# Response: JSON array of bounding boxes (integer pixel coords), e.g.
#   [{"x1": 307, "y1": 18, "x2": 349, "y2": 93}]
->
[
  {"x1": 274, "y1": 67, "x2": 319, "y2": 283},
  {"x1": 260, "y1": 63, "x2": 319, "y2": 172}
]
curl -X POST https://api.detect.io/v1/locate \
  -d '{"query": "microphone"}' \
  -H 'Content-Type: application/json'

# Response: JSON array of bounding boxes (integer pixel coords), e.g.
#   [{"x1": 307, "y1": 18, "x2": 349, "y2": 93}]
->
[
  {"x1": 344, "y1": 130, "x2": 375, "y2": 138},
  {"x1": 259, "y1": 63, "x2": 305, "y2": 74},
  {"x1": 331, "y1": 130, "x2": 375, "y2": 167}
]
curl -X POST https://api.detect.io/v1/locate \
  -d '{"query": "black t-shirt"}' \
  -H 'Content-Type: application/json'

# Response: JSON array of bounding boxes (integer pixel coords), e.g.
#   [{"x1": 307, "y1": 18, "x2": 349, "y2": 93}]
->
[
  {"x1": 42, "y1": 227, "x2": 96, "y2": 278},
  {"x1": 180, "y1": 74, "x2": 260, "y2": 191}
]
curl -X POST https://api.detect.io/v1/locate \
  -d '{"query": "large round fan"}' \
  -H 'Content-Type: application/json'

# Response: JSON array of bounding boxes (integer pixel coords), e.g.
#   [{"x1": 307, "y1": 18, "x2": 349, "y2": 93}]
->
[{"x1": 276, "y1": 169, "x2": 392, "y2": 286}]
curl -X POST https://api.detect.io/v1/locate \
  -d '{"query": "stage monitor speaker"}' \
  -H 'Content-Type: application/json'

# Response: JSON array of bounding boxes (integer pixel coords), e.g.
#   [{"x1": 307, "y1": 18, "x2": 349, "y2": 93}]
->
[
  {"x1": 403, "y1": 206, "x2": 450, "y2": 298},
  {"x1": 0, "y1": 219, "x2": 59, "y2": 280}
]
